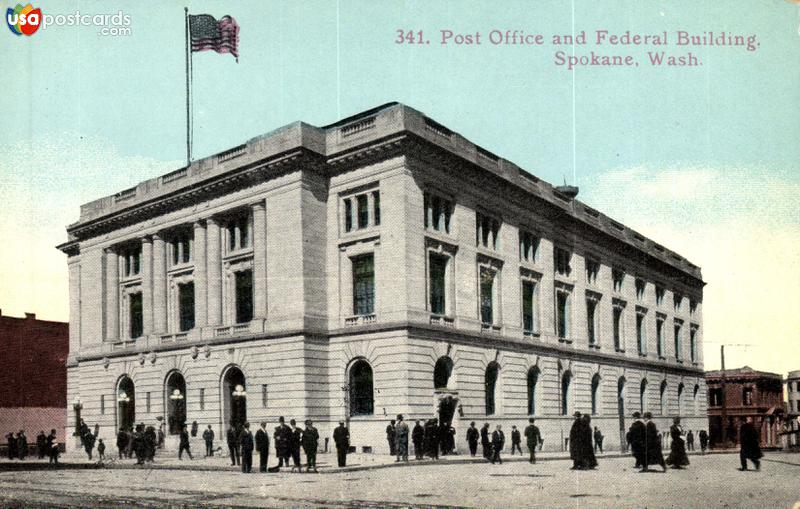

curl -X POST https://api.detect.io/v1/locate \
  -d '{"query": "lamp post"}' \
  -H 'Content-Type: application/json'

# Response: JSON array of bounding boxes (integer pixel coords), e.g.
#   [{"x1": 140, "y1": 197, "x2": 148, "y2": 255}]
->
[
  {"x1": 169, "y1": 389, "x2": 185, "y2": 433},
  {"x1": 341, "y1": 384, "x2": 350, "y2": 429},
  {"x1": 72, "y1": 397, "x2": 83, "y2": 436},
  {"x1": 232, "y1": 384, "x2": 246, "y2": 428}
]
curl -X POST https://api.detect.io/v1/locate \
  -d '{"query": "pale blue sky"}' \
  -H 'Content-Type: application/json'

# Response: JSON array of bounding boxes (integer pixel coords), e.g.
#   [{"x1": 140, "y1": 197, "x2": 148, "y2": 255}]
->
[{"x1": 1, "y1": 1, "x2": 798, "y2": 375}]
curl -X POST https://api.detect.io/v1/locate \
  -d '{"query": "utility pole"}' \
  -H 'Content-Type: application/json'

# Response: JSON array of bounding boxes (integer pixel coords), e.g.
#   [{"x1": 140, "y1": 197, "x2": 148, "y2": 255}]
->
[{"x1": 720, "y1": 345, "x2": 727, "y2": 447}]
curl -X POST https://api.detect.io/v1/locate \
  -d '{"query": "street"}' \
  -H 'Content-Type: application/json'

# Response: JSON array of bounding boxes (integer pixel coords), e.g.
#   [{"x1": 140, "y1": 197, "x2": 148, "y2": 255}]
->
[{"x1": 0, "y1": 452, "x2": 798, "y2": 508}]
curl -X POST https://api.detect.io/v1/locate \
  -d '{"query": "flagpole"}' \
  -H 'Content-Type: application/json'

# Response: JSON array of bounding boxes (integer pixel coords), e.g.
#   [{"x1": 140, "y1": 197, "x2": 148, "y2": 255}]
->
[{"x1": 184, "y1": 7, "x2": 192, "y2": 167}]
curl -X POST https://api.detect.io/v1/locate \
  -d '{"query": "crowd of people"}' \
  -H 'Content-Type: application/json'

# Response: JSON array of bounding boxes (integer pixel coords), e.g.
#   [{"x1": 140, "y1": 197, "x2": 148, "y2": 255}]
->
[{"x1": 4, "y1": 429, "x2": 61, "y2": 464}]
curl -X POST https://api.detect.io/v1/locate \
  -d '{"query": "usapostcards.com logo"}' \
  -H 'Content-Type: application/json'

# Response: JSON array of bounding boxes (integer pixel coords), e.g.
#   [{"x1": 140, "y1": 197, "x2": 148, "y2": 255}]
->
[{"x1": 6, "y1": 4, "x2": 132, "y2": 37}]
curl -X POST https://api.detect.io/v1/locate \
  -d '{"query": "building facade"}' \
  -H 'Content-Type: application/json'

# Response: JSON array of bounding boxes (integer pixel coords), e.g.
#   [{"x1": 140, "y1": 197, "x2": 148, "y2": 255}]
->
[
  {"x1": 58, "y1": 103, "x2": 706, "y2": 454},
  {"x1": 0, "y1": 310, "x2": 68, "y2": 450},
  {"x1": 784, "y1": 370, "x2": 800, "y2": 448},
  {"x1": 705, "y1": 366, "x2": 784, "y2": 449}
]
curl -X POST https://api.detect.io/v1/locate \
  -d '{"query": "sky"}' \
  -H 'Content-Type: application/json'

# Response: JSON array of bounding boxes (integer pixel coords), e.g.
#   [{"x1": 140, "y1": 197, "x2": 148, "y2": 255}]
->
[{"x1": 1, "y1": 0, "x2": 798, "y2": 376}]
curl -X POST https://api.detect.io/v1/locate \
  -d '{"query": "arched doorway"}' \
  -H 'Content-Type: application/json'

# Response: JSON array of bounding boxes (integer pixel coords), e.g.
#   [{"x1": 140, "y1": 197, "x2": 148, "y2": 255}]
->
[
  {"x1": 348, "y1": 359, "x2": 374, "y2": 416},
  {"x1": 617, "y1": 377, "x2": 627, "y2": 452},
  {"x1": 117, "y1": 375, "x2": 135, "y2": 431},
  {"x1": 434, "y1": 356, "x2": 454, "y2": 390},
  {"x1": 222, "y1": 366, "x2": 247, "y2": 431},
  {"x1": 165, "y1": 371, "x2": 187, "y2": 435}
]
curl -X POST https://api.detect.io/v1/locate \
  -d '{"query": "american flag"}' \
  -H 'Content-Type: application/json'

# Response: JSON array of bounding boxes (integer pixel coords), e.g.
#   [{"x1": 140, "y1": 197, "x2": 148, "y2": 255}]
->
[{"x1": 189, "y1": 14, "x2": 239, "y2": 61}]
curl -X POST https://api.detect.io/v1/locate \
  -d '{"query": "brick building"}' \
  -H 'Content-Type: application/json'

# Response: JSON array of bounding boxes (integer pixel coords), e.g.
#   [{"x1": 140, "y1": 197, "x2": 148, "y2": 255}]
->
[
  {"x1": 706, "y1": 366, "x2": 784, "y2": 449},
  {"x1": 58, "y1": 103, "x2": 706, "y2": 454},
  {"x1": 783, "y1": 370, "x2": 800, "y2": 448},
  {"x1": 0, "y1": 310, "x2": 68, "y2": 448}
]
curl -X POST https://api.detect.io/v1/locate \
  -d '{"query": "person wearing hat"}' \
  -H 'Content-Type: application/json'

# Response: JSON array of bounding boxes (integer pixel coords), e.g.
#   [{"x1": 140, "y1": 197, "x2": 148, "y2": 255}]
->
[
  {"x1": 480, "y1": 422, "x2": 491, "y2": 459},
  {"x1": 490, "y1": 424, "x2": 505, "y2": 464},
  {"x1": 628, "y1": 412, "x2": 646, "y2": 469},
  {"x1": 394, "y1": 414, "x2": 409, "y2": 463},
  {"x1": 385, "y1": 419, "x2": 397, "y2": 456},
  {"x1": 412, "y1": 420, "x2": 425, "y2": 460},
  {"x1": 302, "y1": 420, "x2": 319, "y2": 472},
  {"x1": 666, "y1": 417, "x2": 690, "y2": 469},
  {"x1": 255, "y1": 422, "x2": 270, "y2": 472},
  {"x1": 643, "y1": 412, "x2": 666, "y2": 472},
  {"x1": 466, "y1": 421, "x2": 480, "y2": 457},
  {"x1": 274, "y1": 416, "x2": 291, "y2": 468},
  {"x1": 569, "y1": 411, "x2": 583, "y2": 469},
  {"x1": 289, "y1": 419, "x2": 303, "y2": 472},
  {"x1": 332, "y1": 420, "x2": 349, "y2": 467},
  {"x1": 524, "y1": 418, "x2": 541, "y2": 464},
  {"x1": 240, "y1": 422, "x2": 254, "y2": 473}
]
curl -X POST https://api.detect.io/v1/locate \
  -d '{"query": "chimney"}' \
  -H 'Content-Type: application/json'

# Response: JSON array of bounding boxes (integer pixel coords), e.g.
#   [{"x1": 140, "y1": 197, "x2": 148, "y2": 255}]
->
[{"x1": 25, "y1": 312, "x2": 36, "y2": 320}]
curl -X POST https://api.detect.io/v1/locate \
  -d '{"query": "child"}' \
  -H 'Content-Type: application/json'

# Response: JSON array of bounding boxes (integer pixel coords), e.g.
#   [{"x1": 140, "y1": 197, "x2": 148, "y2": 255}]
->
[{"x1": 97, "y1": 439, "x2": 106, "y2": 461}]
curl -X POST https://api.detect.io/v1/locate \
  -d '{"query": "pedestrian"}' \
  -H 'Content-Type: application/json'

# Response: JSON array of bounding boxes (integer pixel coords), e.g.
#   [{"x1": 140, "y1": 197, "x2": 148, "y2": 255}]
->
[
  {"x1": 699, "y1": 429, "x2": 709, "y2": 454},
  {"x1": 628, "y1": 412, "x2": 646, "y2": 469},
  {"x1": 386, "y1": 419, "x2": 396, "y2": 456},
  {"x1": 593, "y1": 426, "x2": 604, "y2": 453},
  {"x1": 132, "y1": 424, "x2": 145, "y2": 465},
  {"x1": 424, "y1": 419, "x2": 438, "y2": 459},
  {"x1": 302, "y1": 420, "x2": 319, "y2": 472},
  {"x1": 274, "y1": 416, "x2": 291, "y2": 467},
  {"x1": 738, "y1": 416, "x2": 762, "y2": 471},
  {"x1": 178, "y1": 424, "x2": 193, "y2": 460},
  {"x1": 466, "y1": 421, "x2": 479, "y2": 457},
  {"x1": 665, "y1": 417, "x2": 690, "y2": 469},
  {"x1": 333, "y1": 420, "x2": 349, "y2": 467},
  {"x1": 47, "y1": 429, "x2": 59, "y2": 465},
  {"x1": 157, "y1": 425, "x2": 165, "y2": 449},
  {"x1": 642, "y1": 412, "x2": 666, "y2": 472},
  {"x1": 145, "y1": 426, "x2": 156, "y2": 462},
  {"x1": 524, "y1": 418, "x2": 541, "y2": 464},
  {"x1": 509, "y1": 426, "x2": 522, "y2": 455},
  {"x1": 36, "y1": 430, "x2": 47, "y2": 459},
  {"x1": 289, "y1": 419, "x2": 303, "y2": 472},
  {"x1": 97, "y1": 439, "x2": 106, "y2": 461},
  {"x1": 79, "y1": 419, "x2": 90, "y2": 443},
  {"x1": 6, "y1": 432, "x2": 17, "y2": 460},
  {"x1": 17, "y1": 431, "x2": 27, "y2": 460},
  {"x1": 412, "y1": 420, "x2": 425, "y2": 460},
  {"x1": 686, "y1": 430, "x2": 695, "y2": 451},
  {"x1": 444, "y1": 423, "x2": 456, "y2": 455},
  {"x1": 191, "y1": 420, "x2": 198, "y2": 438},
  {"x1": 394, "y1": 414, "x2": 409, "y2": 462},
  {"x1": 490, "y1": 424, "x2": 505, "y2": 464},
  {"x1": 240, "y1": 422, "x2": 254, "y2": 473},
  {"x1": 116, "y1": 428, "x2": 127, "y2": 459},
  {"x1": 255, "y1": 422, "x2": 270, "y2": 472},
  {"x1": 227, "y1": 425, "x2": 240, "y2": 466},
  {"x1": 480, "y1": 422, "x2": 491, "y2": 459},
  {"x1": 83, "y1": 431, "x2": 95, "y2": 460},
  {"x1": 203, "y1": 425, "x2": 215, "y2": 457},
  {"x1": 581, "y1": 415, "x2": 598, "y2": 469},
  {"x1": 569, "y1": 412, "x2": 583, "y2": 469}
]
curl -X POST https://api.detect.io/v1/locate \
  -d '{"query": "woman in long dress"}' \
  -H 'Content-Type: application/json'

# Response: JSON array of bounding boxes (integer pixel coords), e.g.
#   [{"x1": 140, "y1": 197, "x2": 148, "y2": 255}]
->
[{"x1": 666, "y1": 417, "x2": 690, "y2": 469}]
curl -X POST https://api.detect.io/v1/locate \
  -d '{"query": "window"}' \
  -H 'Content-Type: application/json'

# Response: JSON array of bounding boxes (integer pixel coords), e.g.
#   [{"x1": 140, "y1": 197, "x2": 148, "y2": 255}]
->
[
  {"x1": 234, "y1": 270, "x2": 253, "y2": 324},
  {"x1": 199, "y1": 388, "x2": 205, "y2": 411},
  {"x1": 655, "y1": 286, "x2": 665, "y2": 306},
  {"x1": 101, "y1": 395, "x2": 105, "y2": 415},
  {"x1": 345, "y1": 199, "x2": 353, "y2": 232},
  {"x1": 485, "y1": 362, "x2": 499, "y2": 415},
  {"x1": 656, "y1": 316, "x2": 665, "y2": 358},
  {"x1": 561, "y1": 371, "x2": 572, "y2": 415},
  {"x1": 640, "y1": 379, "x2": 648, "y2": 412},
  {"x1": 674, "y1": 293, "x2": 682, "y2": 312},
  {"x1": 372, "y1": 191, "x2": 381, "y2": 226},
  {"x1": 554, "y1": 248, "x2": 572, "y2": 277},
  {"x1": 146, "y1": 391, "x2": 151, "y2": 413},
  {"x1": 585, "y1": 258, "x2": 599, "y2": 285},
  {"x1": 521, "y1": 280, "x2": 538, "y2": 334},
  {"x1": 171, "y1": 232, "x2": 193, "y2": 265},
  {"x1": 519, "y1": 231, "x2": 539, "y2": 263},
  {"x1": 690, "y1": 326, "x2": 698, "y2": 363},
  {"x1": 660, "y1": 381, "x2": 668, "y2": 414},
  {"x1": 591, "y1": 374, "x2": 601, "y2": 415},
  {"x1": 527, "y1": 367, "x2": 539, "y2": 415},
  {"x1": 689, "y1": 300, "x2": 697, "y2": 316},
  {"x1": 349, "y1": 360, "x2": 374, "y2": 416},
  {"x1": 674, "y1": 322, "x2": 683, "y2": 361},
  {"x1": 476, "y1": 212, "x2": 500, "y2": 250},
  {"x1": 178, "y1": 282, "x2": 195, "y2": 331},
  {"x1": 677, "y1": 383, "x2": 685, "y2": 415},
  {"x1": 556, "y1": 288, "x2": 571, "y2": 340},
  {"x1": 586, "y1": 296, "x2": 599, "y2": 346},
  {"x1": 262, "y1": 384, "x2": 268, "y2": 408},
  {"x1": 429, "y1": 253, "x2": 448, "y2": 315},
  {"x1": 123, "y1": 247, "x2": 141, "y2": 277},
  {"x1": 434, "y1": 356, "x2": 453, "y2": 389},
  {"x1": 612, "y1": 268, "x2": 625, "y2": 293},
  {"x1": 343, "y1": 189, "x2": 380, "y2": 233},
  {"x1": 129, "y1": 292, "x2": 143, "y2": 338},
  {"x1": 613, "y1": 303, "x2": 624, "y2": 351},
  {"x1": 636, "y1": 311, "x2": 646, "y2": 355},
  {"x1": 424, "y1": 192, "x2": 453, "y2": 233},
  {"x1": 635, "y1": 279, "x2": 645, "y2": 301},
  {"x1": 743, "y1": 387, "x2": 753, "y2": 406},
  {"x1": 352, "y1": 254, "x2": 375, "y2": 315},
  {"x1": 357, "y1": 195, "x2": 369, "y2": 228},
  {"x1": 226, "y1": 213, "x2": 251, "y2": 252},
  {"x1": 479, "y1": 266, "x2": 496, "y2": 325},
  {"x1": 709, "y1": 388, "x2": 722, "y2": 407}
]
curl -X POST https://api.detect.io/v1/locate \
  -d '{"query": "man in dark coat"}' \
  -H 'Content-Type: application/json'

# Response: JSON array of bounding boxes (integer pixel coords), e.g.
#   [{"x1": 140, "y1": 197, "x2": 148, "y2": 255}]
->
[
  {"x1": 642, "y1": 412, "x2": 666, "y2": 472},
  {"x1": 17, "y1": 431, "x2": 27, "y2": 460},
  {"x1": 83, "y1": 431, "x2": 95, "y2": 460},
  {"x1": 132, "y1": 424, "x2": 145, "y2": 465},
  {"x1": 6, "y1": 432, "x2": 17, "y2": 460},
  {"x1": 480, "y1": 422, "x2": 491, "y2": 459},
  {"x1": 36, "y1": 431, "x2": 47, "y2": 459},
  {"x1": 524, "y1": 418, "x2": 541, "y2": 464},
  {"x1": 466, "y1": 421, "x2": 479, "y2": 457},
  {"x1": 581, "y1": 415, "x2": 598, "y2": 469},
  {"x1": 698, "y1": 429, "x2": 709, "y2": 454},
  {"x1": 144, "y1": 426, "x2": 156, "y2": 462},
  {"x1": 289, "y1": 419, "x2": 303, "y2": 472},
  {"x1": 628, "y1": 412, "x2": 646, "y2": 469},
  {"x1": 302, "y1": 420, "x2": 319, "y2": 472},
  {"x1": 738, "y1": 416, "x2": 762, "y2": 471},
  {"x1": 226, "y1": 426, "x2": 240, "y2": 466},
  {"x1": 412, "y1": 420, "x2": 425, "y2": 460},
  {"x1": 240, "y1": 422, "x2": 254, "y2": 473},
  {"x1": 202, "y1": 425, "x2": 215, "y2": 457},
  {"x1": 686, "y1": 430, "x2": 695, "y2": 451},
  {"x1": 424, "y1": 419, "x2": 439, "y2": 459},
  {"x1": 274, "y1": 416, "x2": 292, "y2": 467},
  {"x1": 178, "y1": 424, "x2": 193, "y2": 460},
  {"x1": 569, "y1": 412, "x2": 583, "y2": 469},
  {"x1": 386, "y1": 420, "x2": 396, "y2": 456},
  {"x1": 666, "y1": 417, "x2": 690, "y2": 469},
  {"x1": 255, "y1": 422, "x2": 270, "y2": 472},
  {"x1": 333, "y1": 420, "x2": 349, "y2": 467},
  {"x1": 510, "y1": 426, "x2": 522, "y2": 455},
  {"x1": 593, "y1": 427, "x2": 604, "y2": 453},
  {"x1": 116, "y1": 428, "x2": 127, "y2": 459},
  {"x1": 47, "y1": 429, "x2": 59, "y2": 465},
  {"x1": 394, "y1": 414, "x2": 409, "y2": 463},
  {"x1": 490, "y1": 425, "x2": 505, "y2": 464}
]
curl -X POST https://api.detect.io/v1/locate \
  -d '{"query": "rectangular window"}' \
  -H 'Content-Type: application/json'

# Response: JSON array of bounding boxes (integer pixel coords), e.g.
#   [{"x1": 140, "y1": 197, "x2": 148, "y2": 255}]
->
[
  {"x1": 636, "y1": 313, "x2": 646, "y2": 355},
  {"x1": 352, "y1": 254, "x2": 375, "y2": 315},
  {"x1": 585, "y1": 259, "x2": 599, "y2": 285},
  {"x1": 146, "y1": 392, "x2": 151, "y2": 413},
  {"x1": 674, "y1": 322, "x2": 682, "y2": 360},
  {"x1": 262, "y1": 384, "x2": 268, "y2": 408},
  {"x1": 656, "y1": 318, "x2": 665, "y2": 358},
  {"x1": 522, "y1": 280, "x2": 537, "y2": 333},
  {"x1": 613, "y1": 268, "x2": 625, "y2": 293},
  {"x1": 123, "y1": 247, "x2": 141, "y2": 277},
  {"x1": 586, "y1": 298, "x2": 598, "y2": 346},
  {"x1": 479, "y1": 267, "x2": 495, "y2": 325},
  {"x1": 171, "y1": 233, "x2": 193, "y2": 265},
  {"x1": 690, "y1": 327, "x2": 698, "y2": 363},
  {"x1": 709, "y1": 388, "x2": 722, "y2": 407},
  {"x1": 519, "y1": 231, "x2": 539, "y2": 263},
  {"x1": 635, "y1": 279, "x2": 645, "y2": 301},
  {"x1": 656, "y1": 286, "x2": 665, "y2": 306},
  {"x1": 101, "y1": 395, "x2": 105, "y2": 415},
  {"x1": 199, "y1": 388, "x2": 205, "y2": 410},
  {"x1": 372, "y1": 191, "x2": 381, "y2": 226},
  {"x1": 554, "y1": 248, "x2": 572, "y2": 277},
  {"x1": 476, "y1": 212, "x2": 500, "y2": 250},
  {"x1": 743, "y1": 388, "x2": 753, "y2": 406},
  {"x1": 613, "y1": 306, "x2": 624, "y2": 351},
  {"x1": 674, "y1": 293, "x2": 682, "y2": 312},
  {"x1": 344, "y1": 198, "x2": 353, "y2": 232},
  {"x1": 556, "y1": 290, "x2": 570, "y2": 339},
  {"x1": 129, "y1": 292, "x2": 143, "y2": 338},
  {"x1": 235, "y1": 270, "x2": 253, "y2": 324},
  {"x1": 429, "y1": 253, "x2": 448, "y2": 315},
  {"x1": 178, "y1": 282, "x2": 195, "y2": 332},
  {"x1": 357, "y1": 194, "x2": 369, "y2": 229},
  {"x1": 425, "y1": 193, "x2": 453, "y2": 233},
  {"x1": 227, "y1": 214, "x2": 251, "y2": 252},
  {"x1": 343, "y1": 188, "x2": 379, "y2": 233}
]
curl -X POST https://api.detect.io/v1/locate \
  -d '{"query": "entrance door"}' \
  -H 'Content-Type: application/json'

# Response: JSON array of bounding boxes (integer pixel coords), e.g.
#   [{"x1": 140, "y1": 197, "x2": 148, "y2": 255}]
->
[
  {"x1": 222, "y1": 367, "x2": 247, "y2": 431},
  {"x1": 117, "y1": 376, "x2": 136, "y2": 431},
  {"x1": 617, "y1": 377, "x2": 626, "y2": 452}
]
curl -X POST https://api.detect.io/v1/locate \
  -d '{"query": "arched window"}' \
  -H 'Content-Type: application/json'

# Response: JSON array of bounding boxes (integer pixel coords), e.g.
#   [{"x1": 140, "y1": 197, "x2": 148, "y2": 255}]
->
[
  {"x1": 640, "y1": 379, "x2": 648, "y2": 413},
  {"x1": 561, "y1": 370, "x2": 573, "y2": 416},
  {"x1": 527, "y1": 367, "x2": 540, "y2": 415},
  {"x1": 677, "y1": 383, "x2": 685, "y2": 416},
  {"x1": 591, "y1": 374, "x2": 601, "y2": 415},
  {"x1": 349, "y1": 359, "x2": 374, "y2": 416},
  {"x1": 434, "y1": 356, "x2": 454, "y2": 390},
  {"x1": 165, "y1": 371, "x2": 187, "y2": 435},
  {"x1": 617, "y1": 377, "x2": 627, "y2": 418},
  {"x1": 693, "y1": 384, "x2": 700, "y2": 415},
  {"x1": 116, "y1": 375, "x2": 136, "y2": 431},
  {"x1": 485, "y1": 362, "x2": 499, "y2": 415},
  {"x1": 660, "y1": 380, "x2": 668, "y2": 415},
  {"x1": 222, "y1": 366, "x2": 247, "y2": 430}
]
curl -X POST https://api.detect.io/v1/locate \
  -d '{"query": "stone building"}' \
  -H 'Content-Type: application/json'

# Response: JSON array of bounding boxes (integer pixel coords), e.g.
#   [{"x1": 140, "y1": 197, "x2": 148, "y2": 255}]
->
[
  {"x1": 784, "y1": 370, "x2": 800, "y2": 448},
  {"x1": 705, "y1": 366, "x2": 784, "y2": 449},
  {"x1": 58, "y1": 103, "x2": 706, "y2": 454}
]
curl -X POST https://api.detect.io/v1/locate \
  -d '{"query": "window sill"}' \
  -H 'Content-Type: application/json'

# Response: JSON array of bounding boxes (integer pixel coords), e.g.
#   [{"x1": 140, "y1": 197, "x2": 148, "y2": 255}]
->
[
  {"x1": 345, "y1": 314, "x2": 377, "y2": 327},
  {"x1": 429, "y1": 315, "x2": 455, "y2": 327},
  {"x1": 342, "y1": 225, "x2": 380, "y2": 239},
  {"x1": 558, "y1": 337, "x2": 572, "y2": 344},
  {"x1": 675, "y1": 359, "x2": 684, "y2": 364},
  {"x1": 588, "y1": 343, "x2": 600, "y2": 350},
  {"x1": 167, "y1": 262, "x2": 194, "y2": 274},
  {"x1": 481, "y1": 323, "x2": 502, "y2": 334},
  {"x1": 214, "y1": 323, "x2": 251, "y2": 337},
  {"x1": 638, "y1": 352, "x2": 648, "y2": 358},
  {"x1": 223, "y1": 248, "x2": 254, "y2": 262},
  {"x1": 160, "y1": 332, "x2": 189, "y2": 344},
  {"x1": 615, "y1": 348, "x2": 625, "y2": 353},
  {"x1": 523, "y1": 330, "x2": 540, "y2": 339}
]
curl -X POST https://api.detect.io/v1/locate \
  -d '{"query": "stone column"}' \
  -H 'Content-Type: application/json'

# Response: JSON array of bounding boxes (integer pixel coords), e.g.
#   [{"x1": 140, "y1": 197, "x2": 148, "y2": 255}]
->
[
  {"x1": 105, "y1": 248, "x2": 119, "y2": 342},
  {"x1": 206, "y1": 218, "x2": 222, "y2": 326},
  {"x1": 193, "y1": 221, "x2": 207, "y2": 328},
  {"x1": 141, "y1": 236, "x2": 153, "y2": 336},
  {"x1": 252, "y1": 201, "x2": 267, "y2": 319},
  {"x1": 152, "y1": 234, "x2": 167, "y2": 334}
]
